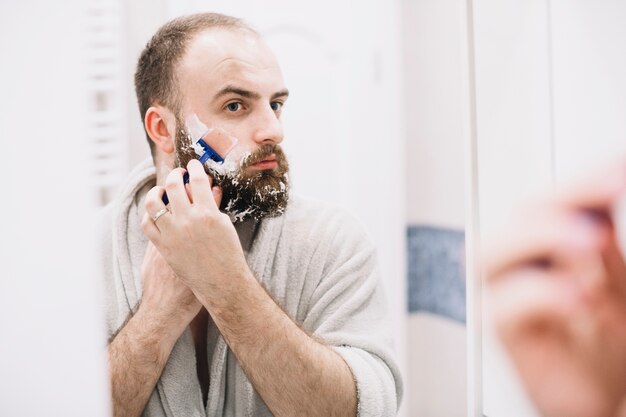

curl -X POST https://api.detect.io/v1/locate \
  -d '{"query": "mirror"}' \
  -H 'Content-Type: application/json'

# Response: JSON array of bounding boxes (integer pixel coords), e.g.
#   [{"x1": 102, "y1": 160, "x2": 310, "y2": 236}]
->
[{"x1": 466, "y1": 1, "x2": 626, "y2": 416}]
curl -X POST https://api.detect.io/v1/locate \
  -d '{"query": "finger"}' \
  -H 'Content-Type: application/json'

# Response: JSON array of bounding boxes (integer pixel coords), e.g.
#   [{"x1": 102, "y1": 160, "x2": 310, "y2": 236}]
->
[
  {"x1": 185, "y1": 183, "x2": 193, "y2": 203},
  {"x1": 186, "y1": 159, "x2": 216, "y2": 209},
  {"x1": 144, "y1": 186, "x2": 167, "y2": 217},
  {"x1": 141, "y1": 212, "x2": 161, "y2": 242},
  {"x1": 144, "y1": 186, "x2": 172, "y2": 231},
  {"x1": 556, "y1": 157, "x2": 626, "y2": 211},
  {"x1": 483, "y1": 209, "x2": 610, "y2": 282},
  {"x1": 600, "y1": 230, "x2": 626, "y2": 295},
  {"x1": 212, "y1": 186, "x2": 222, "y2": 208},
  {"x1": 164, "y1": 167, "x2": 190, "y2": 214},
  {"x1": 488, "y1": 268, "x2": 582, "y2": 344}
]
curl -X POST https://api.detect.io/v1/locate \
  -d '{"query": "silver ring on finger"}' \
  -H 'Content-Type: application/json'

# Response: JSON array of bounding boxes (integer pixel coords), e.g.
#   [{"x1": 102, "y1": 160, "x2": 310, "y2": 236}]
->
[{"x1": 152, "y1": 207, "x2": 170, "y2": 223}]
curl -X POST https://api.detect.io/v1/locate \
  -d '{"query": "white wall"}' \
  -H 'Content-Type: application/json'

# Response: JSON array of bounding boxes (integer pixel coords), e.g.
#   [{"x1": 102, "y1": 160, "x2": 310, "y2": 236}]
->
[
  {"x1": 403, "y1": 0, "x2": 468, "y2": 416},
  {"x1": 0, "y1": 2, "x2": 110, "y2": 416},
  {"x1": 470, "y1": 1, "x2": 552, "y2": 416},
  {"x1": 125, "y1": 0, "x2": 169, "y2": 171},
  {"x1": 405, "y1": 0, "x2": 467, "y2": 230},
  {"x1": 551, "y1": 0, "x2": 626, "y2": 182}
]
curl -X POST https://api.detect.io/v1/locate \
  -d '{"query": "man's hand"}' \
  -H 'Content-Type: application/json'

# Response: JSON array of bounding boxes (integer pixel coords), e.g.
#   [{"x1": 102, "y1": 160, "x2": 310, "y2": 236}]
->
[
  {"x1": 140, "y1": 241, "x2": 202, "y2": 326},
  {"x1": 142, "y1": 159, "x2": 250, "y2": 305},
  {"x1": 484, "y1": 161, "x2": 626, "y2": 417}
]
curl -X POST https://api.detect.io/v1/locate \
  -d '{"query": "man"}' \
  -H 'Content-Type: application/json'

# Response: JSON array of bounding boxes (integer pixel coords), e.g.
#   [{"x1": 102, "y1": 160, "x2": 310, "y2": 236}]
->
[
  {"x1": 101, "y1": 12, "x2": 402, "y2": 417},
  {"x1": 484, "y1": 160, "x2": 626, "y2": 417}
]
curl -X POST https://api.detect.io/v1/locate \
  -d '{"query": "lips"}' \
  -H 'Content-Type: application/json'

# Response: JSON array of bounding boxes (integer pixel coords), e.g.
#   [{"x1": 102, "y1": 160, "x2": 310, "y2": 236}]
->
[{"x1": 250, "y1": 154, "x2": 277, "y2": 170}]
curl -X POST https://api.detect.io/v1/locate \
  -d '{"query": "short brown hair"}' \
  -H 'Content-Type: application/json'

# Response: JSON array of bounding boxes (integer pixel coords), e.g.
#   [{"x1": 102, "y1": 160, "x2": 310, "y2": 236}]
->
[{"x1": 134, "y1": 13, "x2": 256, "y2": 153}]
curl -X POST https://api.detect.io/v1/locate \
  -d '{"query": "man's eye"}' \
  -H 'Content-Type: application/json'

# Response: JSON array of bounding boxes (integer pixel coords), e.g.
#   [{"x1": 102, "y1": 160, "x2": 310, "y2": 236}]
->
[
  {"x1": 270, "y1": 101, "x2": 283, "y2": 111},
  {"x1": 226, "y1": 102, "x2": 241, "y2": 112}
]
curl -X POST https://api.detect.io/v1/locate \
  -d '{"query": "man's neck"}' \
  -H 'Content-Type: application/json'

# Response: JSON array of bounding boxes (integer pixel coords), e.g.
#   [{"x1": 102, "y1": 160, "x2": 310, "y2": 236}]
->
[{"x1": 153, "y1": 156, "x2": 176, "y2": 186}]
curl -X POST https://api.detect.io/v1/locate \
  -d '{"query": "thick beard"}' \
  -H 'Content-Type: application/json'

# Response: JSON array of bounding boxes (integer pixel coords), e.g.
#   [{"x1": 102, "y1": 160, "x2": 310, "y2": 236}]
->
[{"x1": 174, "y1": 117, "x2": 290, "y2": 223}]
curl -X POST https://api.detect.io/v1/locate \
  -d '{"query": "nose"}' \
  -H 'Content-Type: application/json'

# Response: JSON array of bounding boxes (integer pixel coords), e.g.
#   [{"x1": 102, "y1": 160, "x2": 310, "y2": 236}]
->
[{"x1": 251, "y1": 104, "x2": 283, "y2": 145}]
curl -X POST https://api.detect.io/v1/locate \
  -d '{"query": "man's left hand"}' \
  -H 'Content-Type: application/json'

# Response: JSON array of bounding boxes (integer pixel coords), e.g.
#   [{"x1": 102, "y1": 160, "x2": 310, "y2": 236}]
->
[{"x1": 142, "y1": 159, "x2": 251, "y2": 301}]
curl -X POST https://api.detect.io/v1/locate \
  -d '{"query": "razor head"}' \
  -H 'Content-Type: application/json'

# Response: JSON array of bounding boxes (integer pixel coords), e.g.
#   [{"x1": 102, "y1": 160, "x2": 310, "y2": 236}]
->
[{"x1": 196, "y1": 138, "x2": 225, "y2": 164}]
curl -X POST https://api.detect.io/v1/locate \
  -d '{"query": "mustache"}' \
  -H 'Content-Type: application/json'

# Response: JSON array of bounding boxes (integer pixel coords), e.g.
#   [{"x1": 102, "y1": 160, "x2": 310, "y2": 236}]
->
[{"x1": 240, "y1": 144, "x2": 285, "y2": 169}]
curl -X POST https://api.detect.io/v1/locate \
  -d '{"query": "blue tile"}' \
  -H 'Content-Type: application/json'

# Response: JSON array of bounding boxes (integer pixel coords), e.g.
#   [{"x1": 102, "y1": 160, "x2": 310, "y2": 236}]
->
[{"x1": 407, "y1": 225, "x2": 466, "y2": 323}]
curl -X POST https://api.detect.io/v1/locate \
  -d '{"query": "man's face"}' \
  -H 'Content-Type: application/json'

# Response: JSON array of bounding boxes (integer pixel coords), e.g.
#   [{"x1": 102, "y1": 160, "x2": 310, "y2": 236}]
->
[{"x1": 174, "y1": 29, "x2": 290, "y2": 222}]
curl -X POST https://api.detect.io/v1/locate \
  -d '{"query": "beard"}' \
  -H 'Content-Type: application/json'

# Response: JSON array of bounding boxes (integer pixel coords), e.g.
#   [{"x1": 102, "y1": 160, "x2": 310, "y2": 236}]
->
[{"x1": 174, "y1": 116, "x2": 290, "y2": 223}]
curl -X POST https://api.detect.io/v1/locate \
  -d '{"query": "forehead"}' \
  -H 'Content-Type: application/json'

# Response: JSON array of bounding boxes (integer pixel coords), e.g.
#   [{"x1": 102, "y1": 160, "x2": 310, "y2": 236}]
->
[{"x1": 177, "y1": 29, "x2": 285, "y2": 100}]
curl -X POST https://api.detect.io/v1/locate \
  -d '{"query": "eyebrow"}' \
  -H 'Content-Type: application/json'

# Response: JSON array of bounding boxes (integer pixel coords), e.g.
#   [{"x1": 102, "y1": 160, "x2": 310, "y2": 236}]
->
[
  {"x1": 213, "y1": 85, "x2": 289, "y2": 101},
  {"x1": 272, "y1": 89, "x2": 290, "y2": 100}
]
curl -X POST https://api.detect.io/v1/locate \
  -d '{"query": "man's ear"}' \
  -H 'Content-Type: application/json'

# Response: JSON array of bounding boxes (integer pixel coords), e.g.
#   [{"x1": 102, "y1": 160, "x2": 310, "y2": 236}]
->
[{"x1": 145, "y1": 106, "x2": 176, "y2": 154}]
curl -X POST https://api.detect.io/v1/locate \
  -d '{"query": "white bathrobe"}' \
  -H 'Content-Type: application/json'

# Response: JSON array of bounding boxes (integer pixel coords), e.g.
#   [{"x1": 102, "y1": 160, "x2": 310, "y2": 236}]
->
[{"x1": 99, "y1": 159, "x2": 403, "y2": 417}]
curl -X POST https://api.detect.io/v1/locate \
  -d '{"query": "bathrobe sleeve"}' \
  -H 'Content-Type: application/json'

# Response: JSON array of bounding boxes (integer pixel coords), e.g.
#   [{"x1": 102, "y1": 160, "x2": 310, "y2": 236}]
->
[
  {"x1": 97, "y1": 202, "x2": 132, "y2": 341},
  {"x1": 300, "y1": 209, "x2": 403, "y2": 417}
]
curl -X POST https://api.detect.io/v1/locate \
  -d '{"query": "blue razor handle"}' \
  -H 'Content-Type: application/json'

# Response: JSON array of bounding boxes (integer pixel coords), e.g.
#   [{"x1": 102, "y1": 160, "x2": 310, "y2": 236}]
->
[{"x1": 161, "y1": 140, "x2": 223, "y2": 205}]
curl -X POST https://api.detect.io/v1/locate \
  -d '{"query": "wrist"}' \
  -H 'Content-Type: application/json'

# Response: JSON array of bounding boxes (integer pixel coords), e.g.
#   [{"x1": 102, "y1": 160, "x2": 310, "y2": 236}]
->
[
  {"x1": 197, "y1": 267, "x2": 257, "y2": 312},
  {"x1": 133, "y1": 302, "x2": 189, "y2": 351}
]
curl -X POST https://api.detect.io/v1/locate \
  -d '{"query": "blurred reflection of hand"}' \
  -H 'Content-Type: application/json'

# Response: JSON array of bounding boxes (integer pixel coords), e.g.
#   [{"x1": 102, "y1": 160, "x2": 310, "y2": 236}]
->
[{"x1": 484, "y1": 160, "x2": 626, "y2": 417}]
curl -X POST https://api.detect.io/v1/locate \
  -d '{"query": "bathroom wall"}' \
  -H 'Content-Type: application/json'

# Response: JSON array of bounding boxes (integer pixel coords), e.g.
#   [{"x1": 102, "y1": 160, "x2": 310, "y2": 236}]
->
[
  {"x1": 0, "y1": 1, "x2": 110, "y2": 416},
  {"x1": 403, "y1": 0, "x2": 468, "y2": 416}
]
